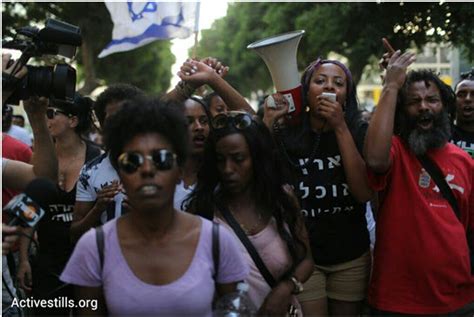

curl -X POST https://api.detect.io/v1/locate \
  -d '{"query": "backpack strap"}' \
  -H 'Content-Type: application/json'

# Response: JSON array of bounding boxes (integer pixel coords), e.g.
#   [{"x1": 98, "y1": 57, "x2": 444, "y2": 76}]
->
[
  {"x1": 212, "y1": 222, "x2": 220, "y2": 280},
  {"x1": 95, "y1": 226, "x2": 105, "y2": 271}
]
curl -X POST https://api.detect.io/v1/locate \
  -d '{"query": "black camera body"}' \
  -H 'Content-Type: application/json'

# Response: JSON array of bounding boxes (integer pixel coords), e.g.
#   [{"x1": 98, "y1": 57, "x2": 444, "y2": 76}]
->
[{"x1": 3, "y1": 19, "x2": 82, "y2": 105}]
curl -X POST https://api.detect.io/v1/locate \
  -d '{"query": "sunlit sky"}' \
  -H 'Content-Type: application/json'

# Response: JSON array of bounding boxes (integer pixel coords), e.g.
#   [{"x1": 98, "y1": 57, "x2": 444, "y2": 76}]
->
[{"x1": 170, "y1": 1, "x2": 229, "y2": 90}]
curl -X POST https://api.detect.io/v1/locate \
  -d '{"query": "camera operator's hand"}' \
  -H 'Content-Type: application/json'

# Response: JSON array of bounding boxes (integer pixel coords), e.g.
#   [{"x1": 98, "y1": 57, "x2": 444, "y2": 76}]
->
[
  {"x1": 2, "y1": 53, "x2": 28, "y2": 105},
  {"x1": 23, "y1": 96, "x2": 49, "y2": 116},
  {"x1": 2, "y1": 53, "x2": 27, "y2": 78},
  {"x1": 23, "y1": 95, "x2": 58, "y2": 182}
]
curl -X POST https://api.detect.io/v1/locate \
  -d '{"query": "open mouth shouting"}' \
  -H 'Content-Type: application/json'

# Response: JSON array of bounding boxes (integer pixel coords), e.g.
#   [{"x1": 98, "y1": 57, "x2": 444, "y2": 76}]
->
[
  {"x1": 192, "y1": 134, "x2": 206, "y2": 148},
  {"x1": 416, "y1": 112, "x2": 434, "y2": 130},
  {"x1": 461, "y1": 105, "x2": 474, "y2": 118}
]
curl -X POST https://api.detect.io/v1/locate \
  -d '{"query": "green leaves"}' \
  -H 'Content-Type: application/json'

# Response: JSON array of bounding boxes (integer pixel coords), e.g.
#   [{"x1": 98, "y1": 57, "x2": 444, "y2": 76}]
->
[{"x1": 196, "y1": 2, "x2": 474, "y2": 97}]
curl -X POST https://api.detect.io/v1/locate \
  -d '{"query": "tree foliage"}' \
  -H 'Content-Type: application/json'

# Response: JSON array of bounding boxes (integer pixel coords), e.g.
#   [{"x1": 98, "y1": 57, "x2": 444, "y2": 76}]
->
[
  {"x1": 196, "y1": 2, "x2": 474, "y2": 96},
  {"x1": 2, "y1": 2, "x2": 175, "y2": 94}
]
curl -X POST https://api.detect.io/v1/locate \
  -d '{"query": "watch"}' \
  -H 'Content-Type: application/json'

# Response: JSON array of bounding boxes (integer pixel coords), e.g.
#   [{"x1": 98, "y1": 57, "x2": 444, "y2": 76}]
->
[{"x1": 289, "y1": 276, "x2": 304, "y2": 294}]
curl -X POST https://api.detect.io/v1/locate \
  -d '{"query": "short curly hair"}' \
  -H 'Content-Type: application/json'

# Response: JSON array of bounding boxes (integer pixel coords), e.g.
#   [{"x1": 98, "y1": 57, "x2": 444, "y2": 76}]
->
[
  {"x1": 94, "y1": 83, "x2": 144, "y2": 127},
  {"x1": 103, "y1": 95, "x2": 189, "y2": 170}
]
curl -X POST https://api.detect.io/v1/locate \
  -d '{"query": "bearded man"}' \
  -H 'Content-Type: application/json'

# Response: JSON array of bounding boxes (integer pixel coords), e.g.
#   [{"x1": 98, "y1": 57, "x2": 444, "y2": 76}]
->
[{"x1": 364, "y1": 50, "x2": 474, "y2": 315}]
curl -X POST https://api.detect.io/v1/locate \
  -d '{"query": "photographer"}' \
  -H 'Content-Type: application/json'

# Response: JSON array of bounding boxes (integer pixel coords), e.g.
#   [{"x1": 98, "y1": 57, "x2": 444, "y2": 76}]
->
[
  {"x1": 2, "y1": 52, "x2": 58, "y2": 317},
  {"x1": 2, "y1": 53, "x2": 27, "y2": 105}
]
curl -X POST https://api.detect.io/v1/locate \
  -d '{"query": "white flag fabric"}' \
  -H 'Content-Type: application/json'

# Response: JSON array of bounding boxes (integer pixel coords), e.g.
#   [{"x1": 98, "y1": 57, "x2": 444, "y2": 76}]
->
[{"x1": 99, "y1": 1, "x2": 200, "y2": 58}]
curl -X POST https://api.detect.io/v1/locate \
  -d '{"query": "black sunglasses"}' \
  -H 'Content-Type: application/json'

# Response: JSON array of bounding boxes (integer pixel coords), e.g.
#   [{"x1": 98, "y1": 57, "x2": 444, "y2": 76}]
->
[
  {"x1": 117, "y1": 149, "x2": 178, "y2": 174},
  {"x1": 211, "y1": 111, "x2": 253, "y2": 130},
  {"x1": 46, "y1": 108, "x2": 73, "y2": 119}
]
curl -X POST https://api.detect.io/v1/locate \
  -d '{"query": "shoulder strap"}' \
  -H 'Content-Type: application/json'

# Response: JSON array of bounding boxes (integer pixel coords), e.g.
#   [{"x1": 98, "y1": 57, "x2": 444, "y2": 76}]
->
[
  {"x1": 212, "y1": 222, "x2": 220, "y2": 280},
  {"x1": 95, "y1": 226, "x2": 105, "y2": 270},
  {"x1": 417, "y1": 154, "x2": 460, "y2": 219},
  {"x1": 219, "y1": 204, "x2": 277, "y2": 288}
]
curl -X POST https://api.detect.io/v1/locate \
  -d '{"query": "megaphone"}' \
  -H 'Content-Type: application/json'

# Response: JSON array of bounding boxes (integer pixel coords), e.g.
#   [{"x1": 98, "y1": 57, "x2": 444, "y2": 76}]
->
[{"x1": 247, "y1": 30, "x2": 305, "y2": 125}]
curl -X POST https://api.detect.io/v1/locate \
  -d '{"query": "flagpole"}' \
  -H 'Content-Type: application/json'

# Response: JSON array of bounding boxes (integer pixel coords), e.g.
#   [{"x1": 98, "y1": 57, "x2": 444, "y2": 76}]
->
[
  {"x1": 192, "y1": 2, "x2": 201, "y2": 59},
  {"x1": 192, "y1": 30, "x2": 199, "y2": 59}
]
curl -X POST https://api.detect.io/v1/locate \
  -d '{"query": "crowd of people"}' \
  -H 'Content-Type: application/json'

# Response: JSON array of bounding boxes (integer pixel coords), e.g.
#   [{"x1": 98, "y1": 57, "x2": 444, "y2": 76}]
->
[{"x1": 2, "y1": 38, "x2": 473, "y2": 317}]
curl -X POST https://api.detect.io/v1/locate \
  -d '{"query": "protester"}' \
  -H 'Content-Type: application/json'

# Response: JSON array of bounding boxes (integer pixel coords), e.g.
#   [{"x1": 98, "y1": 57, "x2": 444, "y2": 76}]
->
[
  {"x1": 2, "y1": 132, "x2": 32, "y2": 207},
  {"x1": 2, "y1": 53, "x2": 27, "y2": 106},
  {"x1": 452, "y1": 68, "x2": 474, "y2": 158},
  {"x1": 174, "y1": 96, "x2": 211, "y2": 210},
  {"x1": 16, "y1": 94, "x2": 101, "y2": 316},
  {"x1": 71, "y1": 84, "x2": 143, "y2": 242},
  {"x1": 61, "y1": 96, "x2": 248, "y2": 316},
  {"x1": 12, "y1": 114, "x2": 25, "y2": 128},
  {"x1": 186, "y1": 111, "x2": 313, "y2": 315},
  {"x1": 173, "y1": 57, "x2": 252, "y2": 210},
  {"x1": 1, "y1": 93, "x2": 57, "y2": 317},
  {"x1": 263, "y1": 58, "x2": 373, "y2": 316},
  {"x1": 204, "y1": 91, "x2": 228, "y2": 117},
  {"x1": 3, "y1": 104, "x2": 32, "y2": 147},
  {"x1": 364, "y1": 50, "x2": 474, "y2": 314},
  {"x1": 173, "y1": 57, "x2": 253, "y2": 114}
]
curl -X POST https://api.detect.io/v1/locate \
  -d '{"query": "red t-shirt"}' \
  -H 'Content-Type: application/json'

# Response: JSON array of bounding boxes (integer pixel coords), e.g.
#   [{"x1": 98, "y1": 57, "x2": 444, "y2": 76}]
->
[
  {"x1": 2, "y1": 133, "x2": 33, "y2": 210},
  {"x1": 368, "y1": 136, "x2": 474, "y2": 314}
]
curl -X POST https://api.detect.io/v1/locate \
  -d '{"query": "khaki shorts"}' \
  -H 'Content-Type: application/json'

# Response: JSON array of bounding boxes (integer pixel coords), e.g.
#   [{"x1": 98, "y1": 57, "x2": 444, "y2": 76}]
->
[{"x1": 298, "y1": 251, "x2": 371, "y2": 302}]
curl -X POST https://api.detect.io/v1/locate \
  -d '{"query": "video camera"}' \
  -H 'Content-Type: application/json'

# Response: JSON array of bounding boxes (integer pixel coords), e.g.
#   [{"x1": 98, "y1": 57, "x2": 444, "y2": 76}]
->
[{"x1": 2, "y1": 19, "x2": 82, "y2": 105}]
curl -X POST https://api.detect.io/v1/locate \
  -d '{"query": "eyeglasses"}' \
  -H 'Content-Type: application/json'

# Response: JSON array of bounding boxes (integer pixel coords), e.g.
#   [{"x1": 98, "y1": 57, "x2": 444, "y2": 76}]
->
[
  {"x1": 46, "y1": 108, "x2": 73, "y2": 119},
  {"x1": 117, "y1": 149, "x2": 178, "y2": 174},
  {"x1": 211, "y1": 111, "x2": 253, "y2": 130}
]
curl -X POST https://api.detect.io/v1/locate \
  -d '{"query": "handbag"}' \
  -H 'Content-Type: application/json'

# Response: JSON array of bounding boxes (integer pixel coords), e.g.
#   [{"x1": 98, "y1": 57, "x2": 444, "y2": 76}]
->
[
  {"x1": 417, "y1": 154, "x2": 473, "y2": 274},
  {"x1": 219, "y1": 204, "x2": 298, "y2": 317}
]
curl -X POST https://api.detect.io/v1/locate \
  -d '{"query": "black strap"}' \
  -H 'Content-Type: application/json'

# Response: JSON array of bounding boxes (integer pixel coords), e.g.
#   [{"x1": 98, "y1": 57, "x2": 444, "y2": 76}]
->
[
  {"x1": 95, "y1": 226, "x2": 105, "y2": 270},
  {"x1": 417, "y1": 154, "x2": 460, "y2": 218},
  {"x1": 219, "y1": 204, "x2": 277, "y2": 288},
  {"x1": 417, "y1": 155, "x2": 473, "y2": 274},
  {"x1": 212, "y1": 222, "x2": 220, "y2": 280}
]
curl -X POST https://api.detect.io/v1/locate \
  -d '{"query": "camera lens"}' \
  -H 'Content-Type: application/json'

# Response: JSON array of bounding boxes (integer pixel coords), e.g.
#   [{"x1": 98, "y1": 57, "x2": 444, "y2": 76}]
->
[
  {"x1": 27, "y1": 66, "x2": 53, "y2": 98},
  {"x1": 52, "y1": 64, "x2": 76, "y2": 103},
  {"x1": 23, "y1": 64, "x2": 76, "y2": 103}
]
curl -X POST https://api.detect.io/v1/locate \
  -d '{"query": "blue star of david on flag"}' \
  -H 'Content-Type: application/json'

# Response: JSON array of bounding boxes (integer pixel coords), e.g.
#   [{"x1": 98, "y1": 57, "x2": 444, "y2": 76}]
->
[{"x1": 99, "y1": 1, "x2": 200, "y2": 58}]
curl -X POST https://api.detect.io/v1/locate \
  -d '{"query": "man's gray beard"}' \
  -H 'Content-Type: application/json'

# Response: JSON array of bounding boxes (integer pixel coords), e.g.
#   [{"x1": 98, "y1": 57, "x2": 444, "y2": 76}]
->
[{"x1": 402, "y1": 110, "x2": 452, "y2": 156}]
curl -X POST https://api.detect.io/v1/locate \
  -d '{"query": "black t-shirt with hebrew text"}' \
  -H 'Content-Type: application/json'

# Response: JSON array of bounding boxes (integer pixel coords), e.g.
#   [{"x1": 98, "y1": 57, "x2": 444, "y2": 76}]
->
[
  {"x1": 282, "y1": 125, "x2": 370, "y2": 265},
  {"x1": 451, "y1": 125, "x2": 474, "y2": 159}
]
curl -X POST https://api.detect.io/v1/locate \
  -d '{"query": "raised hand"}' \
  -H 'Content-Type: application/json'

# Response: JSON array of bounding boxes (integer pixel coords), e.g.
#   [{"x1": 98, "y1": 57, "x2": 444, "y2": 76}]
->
[
  {"x1": 384, "y1": 50, "x2": 416, "y2": 90},
  {"x1": 200, "y1": 57, "x2": 229, "y2": 77},
  {"x1": 95, "y1": 181, "x2": 121, "y2": 212},
  {"x1": 262, "y1": 93, "x2": 289, "y2": 130}
]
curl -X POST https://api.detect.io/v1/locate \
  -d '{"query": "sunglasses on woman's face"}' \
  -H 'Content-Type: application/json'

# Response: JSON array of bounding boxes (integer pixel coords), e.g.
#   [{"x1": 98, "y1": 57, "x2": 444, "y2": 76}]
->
[
  {"x1": 117, "y1": 149, "x2": 178, "y2": 174},
  {"x1": 211, "y1": 112, "x2": 253, "y2": 130},
  {"x1": 46, "y1": 108, "x2": 73, "y2": 119}
]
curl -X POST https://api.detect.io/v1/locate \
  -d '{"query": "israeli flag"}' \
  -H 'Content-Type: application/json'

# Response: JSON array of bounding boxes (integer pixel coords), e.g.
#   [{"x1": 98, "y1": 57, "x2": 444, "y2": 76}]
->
[{"x1": 99, "y1": 1, "x2": 200, "y2": 58}]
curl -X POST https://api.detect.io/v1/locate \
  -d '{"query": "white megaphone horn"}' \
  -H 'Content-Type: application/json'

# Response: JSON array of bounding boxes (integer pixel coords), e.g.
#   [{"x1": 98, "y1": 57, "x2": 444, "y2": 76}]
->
[{"x1": 247, "y1": 30, "x2": 305, "y2": 124}]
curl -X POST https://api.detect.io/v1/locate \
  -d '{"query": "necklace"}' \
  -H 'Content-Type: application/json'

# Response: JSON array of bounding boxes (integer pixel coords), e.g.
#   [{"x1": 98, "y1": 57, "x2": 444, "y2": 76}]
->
[
  {"x1": 229, "y1": 208, "x2": 263, "y2": 235},
  {"x1": 58, "y1": 152, "x2": 84, "y2": 191}
]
